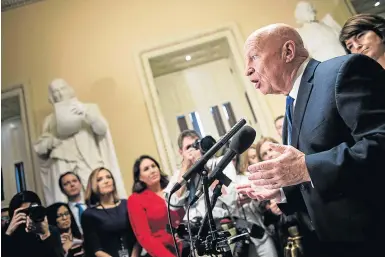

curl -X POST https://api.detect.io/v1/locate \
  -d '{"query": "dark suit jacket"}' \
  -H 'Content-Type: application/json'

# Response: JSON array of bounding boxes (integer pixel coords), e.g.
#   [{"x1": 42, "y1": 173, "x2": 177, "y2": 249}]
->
[{"x1": 279, "y1": 54, "x2": 385, "y2": 245}]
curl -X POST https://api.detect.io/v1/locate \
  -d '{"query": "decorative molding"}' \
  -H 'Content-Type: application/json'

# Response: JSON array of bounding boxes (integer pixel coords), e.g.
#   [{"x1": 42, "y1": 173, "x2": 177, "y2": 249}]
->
[
  {"x1": 134, "y1": 22, "x2": 276, "y2": 174},
  {"x1": 350, "y1": 0, "x2": 385, "y2": 16},
  {"x1": 1, "y1": 0, "x2": 44, "y2": 12},
  {"x1": 1, "y1": 85, "x2": 45, "y2": 205}
]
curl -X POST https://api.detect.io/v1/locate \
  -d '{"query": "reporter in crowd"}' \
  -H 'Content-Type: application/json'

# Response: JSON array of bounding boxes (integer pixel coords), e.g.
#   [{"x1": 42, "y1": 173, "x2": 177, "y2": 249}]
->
[
  {"x1": 165, "y1": 130, "x2": 238, "y2": 221},
  {"x1": 340, "y1": 13, "x2": 385, "y2": 69},
  {"x1": 2, "y1": 191, "x2": 63, "y2": 257},
  {"x1": 128, "y1": 155, "x2": 187, "y2": 257},
  {"x1": 81, "y1": 167, "x2": 139, "y2": 257},
  {"x1": 232, "y1": 144, "x2": 278, "y2": 257},
  {"x1": 47, "y1": 203, "x2": 84, "y2": 257},
  {"x1": 58, "y1": 171, "x2": 87, "y2": 234}
]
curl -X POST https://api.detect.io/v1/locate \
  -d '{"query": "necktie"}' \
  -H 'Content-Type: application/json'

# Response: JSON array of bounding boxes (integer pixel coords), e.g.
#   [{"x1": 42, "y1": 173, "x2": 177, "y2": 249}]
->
[
  {"x1": 75, "y1": 203, "x2": 84, "y2": 218},
  {"x1": 285, "y1": 96, "x2": 295, "y2": 145}
]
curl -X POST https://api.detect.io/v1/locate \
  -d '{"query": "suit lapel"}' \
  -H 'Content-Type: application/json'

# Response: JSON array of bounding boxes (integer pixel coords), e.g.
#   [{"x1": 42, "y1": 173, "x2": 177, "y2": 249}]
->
[{"x1": 291, "y1": 59, "x2": 320, "y2": 148}]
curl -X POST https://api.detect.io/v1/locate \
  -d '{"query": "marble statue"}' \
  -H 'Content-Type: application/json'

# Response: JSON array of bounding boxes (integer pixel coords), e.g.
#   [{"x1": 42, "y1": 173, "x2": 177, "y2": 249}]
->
[
  {"x1": 34, "y1": 78, "x2": 127, "y2": 205},
  {"x1": 295, "y1": 1, "x2": 346, "y2": 61}
]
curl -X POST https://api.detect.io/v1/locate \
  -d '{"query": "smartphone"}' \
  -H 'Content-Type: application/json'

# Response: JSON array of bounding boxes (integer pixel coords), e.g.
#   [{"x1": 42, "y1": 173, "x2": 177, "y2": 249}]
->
[{"x1": 68, "y1": 244, "x2": 83, "y2": 256}]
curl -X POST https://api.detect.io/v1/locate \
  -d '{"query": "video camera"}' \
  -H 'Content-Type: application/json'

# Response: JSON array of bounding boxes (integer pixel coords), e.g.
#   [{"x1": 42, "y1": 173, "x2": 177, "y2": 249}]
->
[
  {"x1": 170, "y1": 216, "x2": 265, "y2": 256},
  {"x1": 171, "y1": 217, "x2": 203, "y2": 241},
  {"x1": 20, "y1": 202, "x2": 46, "y2": 223},
  {"x1": 191, "y1": 136, "x2": 216, "y2": 154}
]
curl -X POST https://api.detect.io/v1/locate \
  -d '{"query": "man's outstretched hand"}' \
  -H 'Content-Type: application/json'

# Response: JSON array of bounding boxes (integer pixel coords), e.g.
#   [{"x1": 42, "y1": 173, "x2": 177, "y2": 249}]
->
[
  {"x1": 248, "y1": 143, "x2": 311, "y2": 189},
  {"x1": 235, "y1": 184, "x2": 281, "y2": 202}
]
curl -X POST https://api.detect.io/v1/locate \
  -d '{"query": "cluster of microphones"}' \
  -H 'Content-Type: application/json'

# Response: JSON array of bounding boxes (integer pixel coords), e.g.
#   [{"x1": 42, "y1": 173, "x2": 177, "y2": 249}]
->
[{"x1": 168, "y1": 118, "x2": 263, "y2": 257}]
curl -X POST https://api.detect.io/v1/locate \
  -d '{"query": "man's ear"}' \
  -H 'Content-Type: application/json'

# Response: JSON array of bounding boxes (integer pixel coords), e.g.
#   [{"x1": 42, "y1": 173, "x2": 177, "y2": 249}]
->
[
  {"x1": 179, "y1": 149, "x2": 183, "y2": 156},
  {"x1": 282, "y1": 40, "x2": 295, "y2": 63}
]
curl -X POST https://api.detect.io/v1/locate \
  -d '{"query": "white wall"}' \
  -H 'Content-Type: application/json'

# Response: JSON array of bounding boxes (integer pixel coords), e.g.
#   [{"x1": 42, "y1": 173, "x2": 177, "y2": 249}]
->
[{"x1": 155, "y1": 58, "x2": 261, "y2": 165}]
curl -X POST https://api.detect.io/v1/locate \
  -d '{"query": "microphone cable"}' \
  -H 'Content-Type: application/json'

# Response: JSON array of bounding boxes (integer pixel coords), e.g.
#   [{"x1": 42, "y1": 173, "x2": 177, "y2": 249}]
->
[{"x1": 167, "y1": 192, "x2": 181, "y2": 257}]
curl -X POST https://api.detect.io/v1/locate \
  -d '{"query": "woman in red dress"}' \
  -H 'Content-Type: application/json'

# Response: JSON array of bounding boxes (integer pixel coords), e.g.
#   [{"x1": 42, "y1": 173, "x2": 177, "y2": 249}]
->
[{"x1": 128, "y1": 155, "x2": 187, "y2": 257}]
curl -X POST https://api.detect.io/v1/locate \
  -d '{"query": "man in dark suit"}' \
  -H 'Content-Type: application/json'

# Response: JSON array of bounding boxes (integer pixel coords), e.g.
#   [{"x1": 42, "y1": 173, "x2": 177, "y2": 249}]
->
[{"x1": 237, "y1": 23, "x2": 385, "y2": 256}]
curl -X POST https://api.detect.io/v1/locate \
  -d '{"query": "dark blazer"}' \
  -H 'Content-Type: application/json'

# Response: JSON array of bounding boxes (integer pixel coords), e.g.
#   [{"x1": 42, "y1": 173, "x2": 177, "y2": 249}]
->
[
  {"x1": 280, "y1": 54, "x2": 385, "y2": 247},
  {"x1": 2, "y1": 225, "x2": 64, "y2": 257}
]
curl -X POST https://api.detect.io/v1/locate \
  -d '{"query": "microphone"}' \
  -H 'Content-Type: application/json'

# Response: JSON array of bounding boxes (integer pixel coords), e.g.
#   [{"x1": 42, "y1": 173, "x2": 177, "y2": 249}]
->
[
  {"x1": 188, "y1": 125, "x2": 256, "y2": 206},
  {"x1": 170, "y1": 118, "x2": 246, "y2": 194}
]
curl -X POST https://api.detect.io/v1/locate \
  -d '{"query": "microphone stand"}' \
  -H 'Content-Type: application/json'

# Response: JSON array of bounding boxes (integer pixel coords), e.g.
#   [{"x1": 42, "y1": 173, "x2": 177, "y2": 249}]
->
[
  {"x1": 202, "y1": 170, "x2": 217, "y2": 245},
  {"x1": 195, "y1": 178, "x2": 233, "y2": 257}
]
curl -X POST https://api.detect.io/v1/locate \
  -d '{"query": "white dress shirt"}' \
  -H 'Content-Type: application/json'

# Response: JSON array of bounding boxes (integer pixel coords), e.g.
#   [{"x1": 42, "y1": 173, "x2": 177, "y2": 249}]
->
[
  {"x1": 289, "y1": 58, "x2": 310, "y2": 109},
  {"x1": 68, "y1": 200, "x2": 87, "y2": 234}
]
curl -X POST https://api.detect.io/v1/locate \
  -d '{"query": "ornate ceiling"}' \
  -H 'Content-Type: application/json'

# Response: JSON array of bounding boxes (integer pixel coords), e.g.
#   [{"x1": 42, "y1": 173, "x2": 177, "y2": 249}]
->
[
  {"x1": 149, "y1": 38, "x2": 230, "y2": 77},
  {"x1": 350, "y1": 0, "x2": 385, "y2": 17},
  {"x1": 1, "y1": 96, "x2": 20, "y2": 122},
  {"x1": 1, "y1": 0, "x2": 43, "y2": 12}
]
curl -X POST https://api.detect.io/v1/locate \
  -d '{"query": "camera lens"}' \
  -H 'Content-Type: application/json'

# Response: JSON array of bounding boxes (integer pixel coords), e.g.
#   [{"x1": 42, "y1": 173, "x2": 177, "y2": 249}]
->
[
  {"x1": 198, "y1": 136, "x2": 216, "y2": 154},
  {"x1": 28, "y1": 203, "x2": 46, "y2": 222}
]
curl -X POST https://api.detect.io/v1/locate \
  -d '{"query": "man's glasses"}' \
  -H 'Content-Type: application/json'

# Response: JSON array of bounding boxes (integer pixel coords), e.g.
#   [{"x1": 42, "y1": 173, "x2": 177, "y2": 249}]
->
[{"x1": 57, "y1": 211, "x2": 70, "y2": 219}]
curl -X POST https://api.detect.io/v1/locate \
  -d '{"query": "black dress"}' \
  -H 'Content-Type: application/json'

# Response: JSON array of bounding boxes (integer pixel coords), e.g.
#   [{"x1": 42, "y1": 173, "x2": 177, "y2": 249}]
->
[{"x1": 81, "y1": 199, "x2": 136, "y2": 257}]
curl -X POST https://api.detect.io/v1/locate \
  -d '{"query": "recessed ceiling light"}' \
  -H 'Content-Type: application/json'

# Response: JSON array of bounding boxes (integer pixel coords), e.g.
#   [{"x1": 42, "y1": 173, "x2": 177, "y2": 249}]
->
[
  {"x1": 374, "y1": 1, "x2": 380, "y2": 7},
  {"x1": 185, "y1": 55, "x2": 192, "y2": 61}
]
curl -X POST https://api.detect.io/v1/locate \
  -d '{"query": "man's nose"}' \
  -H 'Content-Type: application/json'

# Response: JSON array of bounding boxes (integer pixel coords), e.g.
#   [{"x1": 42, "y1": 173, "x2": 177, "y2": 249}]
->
[{"x1": 245, "y1": 67, "x2": 254, "y2": 76}]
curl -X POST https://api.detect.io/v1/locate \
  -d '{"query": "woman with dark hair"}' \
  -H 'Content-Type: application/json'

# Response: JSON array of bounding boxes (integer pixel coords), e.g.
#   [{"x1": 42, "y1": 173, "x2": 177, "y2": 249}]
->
[
  {"x1": 47, "y1": 203, "x2": 84, "y2": 257},
  {"x1": 81, "y1": 167, "x2": 139, "y2": 257},
  {"x1": 128, "y1": 155, "x2": 187, "y2": 257},
  {"x1": 2, "y1": 191, "x2": 63, "y2": 257},
  {"x1": 340, "y1": 13, "x2": 385, "y2": 68}
]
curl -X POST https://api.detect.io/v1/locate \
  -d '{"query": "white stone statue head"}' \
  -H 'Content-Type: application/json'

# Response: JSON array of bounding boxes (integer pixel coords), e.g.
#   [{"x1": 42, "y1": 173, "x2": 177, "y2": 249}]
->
[
  {"x1": 48, "y1": 78, "x2": 75, "y2": 104},
  {"x1": 295, "y1": 1, "x2": 317, "y2": 24}
]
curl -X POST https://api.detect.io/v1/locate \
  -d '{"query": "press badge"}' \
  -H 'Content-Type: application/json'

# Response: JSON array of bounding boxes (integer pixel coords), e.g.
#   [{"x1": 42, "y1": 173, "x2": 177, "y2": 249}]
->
[{"x1": 118, "y1": 249, "x2": 129, "y2": 257}]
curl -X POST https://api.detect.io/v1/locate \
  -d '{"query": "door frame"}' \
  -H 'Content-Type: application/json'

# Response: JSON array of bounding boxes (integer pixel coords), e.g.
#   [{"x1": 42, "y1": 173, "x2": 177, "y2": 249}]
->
[
  {"x1": 1, "y1": 85, "x2": 45, "y2": 205},
  {"x1": 134, "y1": 22, "x2": 276, "y2": 174}
]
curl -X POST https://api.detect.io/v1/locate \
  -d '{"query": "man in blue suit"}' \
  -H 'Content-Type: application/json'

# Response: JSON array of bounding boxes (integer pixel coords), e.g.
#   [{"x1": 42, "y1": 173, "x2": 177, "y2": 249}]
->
[{"x1": 238, "y1": 23, "x2": 385, "y2": 256}]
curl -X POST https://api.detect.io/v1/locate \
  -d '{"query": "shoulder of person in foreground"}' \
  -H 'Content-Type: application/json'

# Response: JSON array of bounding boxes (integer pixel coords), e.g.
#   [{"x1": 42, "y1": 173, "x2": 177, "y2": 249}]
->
[{"x1": 318, "y1": 53, "x2": 384, "y2": 78}]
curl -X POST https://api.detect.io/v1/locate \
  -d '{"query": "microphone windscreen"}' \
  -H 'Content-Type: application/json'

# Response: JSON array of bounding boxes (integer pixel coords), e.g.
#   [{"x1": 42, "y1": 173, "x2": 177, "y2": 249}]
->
[{"x1": 229, "y1": 125, "x2": 256, "y2": 154}]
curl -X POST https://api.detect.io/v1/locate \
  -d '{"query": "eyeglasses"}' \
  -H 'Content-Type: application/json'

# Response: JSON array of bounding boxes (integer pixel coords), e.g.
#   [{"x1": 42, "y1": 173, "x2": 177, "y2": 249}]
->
[
  {"x1": 57, "y1": 211, "x2": 70, "y2": 219},
  {"x1": 1, "y1": 216, "x2": 10, "y2": 222}
]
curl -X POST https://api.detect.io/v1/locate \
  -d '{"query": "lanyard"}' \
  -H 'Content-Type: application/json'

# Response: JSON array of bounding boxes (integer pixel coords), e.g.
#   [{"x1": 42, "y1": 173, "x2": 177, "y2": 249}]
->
[{"x1": 99, "y1": 201, "x2": 126, "y2": 251}]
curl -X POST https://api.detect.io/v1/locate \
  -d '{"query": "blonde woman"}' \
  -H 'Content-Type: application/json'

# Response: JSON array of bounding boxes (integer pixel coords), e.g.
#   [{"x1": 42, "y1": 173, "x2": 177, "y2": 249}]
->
[
  {"x1": 231, "y1": 144, "x2": 278, "y2": 257},
  {"x1": 81, "y1": 167, "x2": 139, "y2": 257},
  {"x1": 235, "y1": 144, "x2": 260, "y2": 179}
]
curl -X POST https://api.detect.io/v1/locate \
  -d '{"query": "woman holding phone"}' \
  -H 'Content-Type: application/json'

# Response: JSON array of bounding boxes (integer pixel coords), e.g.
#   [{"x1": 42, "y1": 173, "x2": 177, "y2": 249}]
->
[{"x1": 47, "y1": 202, "x2": 84, "y2": 257}]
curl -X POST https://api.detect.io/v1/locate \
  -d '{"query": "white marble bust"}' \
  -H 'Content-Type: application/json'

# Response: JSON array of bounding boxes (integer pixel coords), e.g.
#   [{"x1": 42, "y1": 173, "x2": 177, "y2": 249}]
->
[{"x1": 295, "y1": 1, "x2": 346, "y2": 61}]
